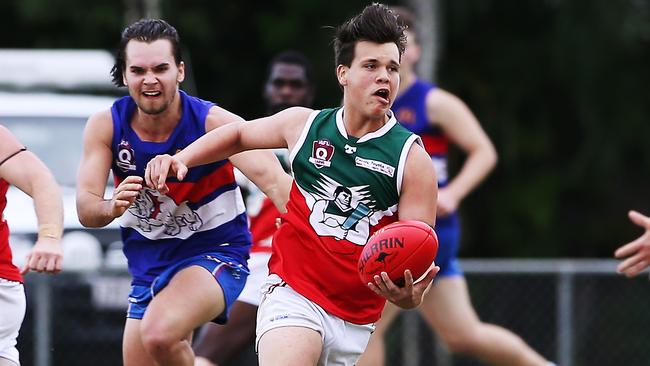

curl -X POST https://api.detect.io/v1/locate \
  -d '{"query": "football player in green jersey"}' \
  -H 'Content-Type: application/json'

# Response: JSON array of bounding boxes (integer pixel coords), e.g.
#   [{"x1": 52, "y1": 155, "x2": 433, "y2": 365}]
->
[{"x1": 145, "y1": 4, "x2": 439, "y2": 366}]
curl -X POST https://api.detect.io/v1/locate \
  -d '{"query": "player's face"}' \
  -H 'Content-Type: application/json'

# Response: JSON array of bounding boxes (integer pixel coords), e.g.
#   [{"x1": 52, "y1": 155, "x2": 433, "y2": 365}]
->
[
  {"x1": 264, "y1": 63, "x2": 313, "y2": 114},
  {"x1": 338, "y1": 41, "x2": 400, "y2": 118},
  {"x1": 123, "y1": 39, "x2": 185, "y2": 115}
]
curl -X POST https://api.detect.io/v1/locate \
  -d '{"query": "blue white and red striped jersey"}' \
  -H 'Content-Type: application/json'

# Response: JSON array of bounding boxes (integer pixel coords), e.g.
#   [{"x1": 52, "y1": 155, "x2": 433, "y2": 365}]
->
[
  {"x1": 110, "y1": 90, "x2": 251, "y2": 286},
  {"x1": 392, "y1": 79, "x2": 449, "y2": 186}
]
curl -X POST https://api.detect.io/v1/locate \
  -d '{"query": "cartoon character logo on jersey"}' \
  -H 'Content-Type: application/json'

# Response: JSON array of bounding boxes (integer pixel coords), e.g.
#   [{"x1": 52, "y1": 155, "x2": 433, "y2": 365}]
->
[
  {"x1": 308, "y1": 139, "x2": 334, "y2": 168},
  {"x1": 305, "y1": 174, "x2": 377, "y2": 245},
  {"x1": 396, "y1": 107, "x2": 416, "y2": 125},
  {"x1": 126, "y1": 188, "x2": 203, "y2": 236},
  {"x1": 116, "y1": 139, "x2": 137, "y2": 172}
]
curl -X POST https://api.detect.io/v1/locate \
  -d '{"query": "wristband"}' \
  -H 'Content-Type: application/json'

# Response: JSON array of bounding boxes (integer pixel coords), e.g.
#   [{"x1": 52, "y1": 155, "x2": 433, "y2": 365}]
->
[{"x1": 38, "y1": 224, "x2": 62, "y2": 241}]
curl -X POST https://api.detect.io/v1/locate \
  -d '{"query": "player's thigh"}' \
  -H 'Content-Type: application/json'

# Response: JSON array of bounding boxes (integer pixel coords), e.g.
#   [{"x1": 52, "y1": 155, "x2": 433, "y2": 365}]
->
[
  {"x1": 258, "y1": 326, "x2": 322, "y2": 366},
  {"x1": 144, "y1": 265, "x2": 225, "y2": 337},
  {"x1": 123, "y1": 318, "x2": 156, "y2": 366},
  {"x1": 193, "y1": 300, "x2": 257, "y2": 362},
  {"x1": 0, "y1": 281, "x2": 25, "y2": 366},
  {"x1": 419, "y1": 276, "x2": 482, "y2": 336},
  {"x1": 208, "y1": 300, "x2": 257, "y2": 341}
]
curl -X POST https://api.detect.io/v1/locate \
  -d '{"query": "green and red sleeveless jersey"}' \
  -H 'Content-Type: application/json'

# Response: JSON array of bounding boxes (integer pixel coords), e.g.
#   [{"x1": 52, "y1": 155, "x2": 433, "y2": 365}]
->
[
  {"x1": 0, "y1": 179, "x2": 21, "y2": 283},
  {"x1": 269, "y1": 107, "x2": 421, "y2": 324}
]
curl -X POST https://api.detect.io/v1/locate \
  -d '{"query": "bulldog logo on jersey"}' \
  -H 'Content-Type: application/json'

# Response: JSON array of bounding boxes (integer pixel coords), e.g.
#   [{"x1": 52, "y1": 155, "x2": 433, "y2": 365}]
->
[
  {"x1": 126, "y1": 188, "x2": 204, "y2": 236},
  {"x1": 116, "y1": 139, "x2": 137, "y2": 172},
  {"x1": 309, "y1": 139, "x2": 334, "y2": 168}
]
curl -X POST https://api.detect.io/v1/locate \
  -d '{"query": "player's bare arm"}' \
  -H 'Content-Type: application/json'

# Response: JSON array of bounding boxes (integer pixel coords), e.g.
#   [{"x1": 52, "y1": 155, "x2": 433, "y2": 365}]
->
[
  {"x1": 368, "y1": 142, "x2": 439, "y2": 308},
  {"x1": 426, "y1": 88, "x2": 497, "y2": 215},
  {"x1": 76, "y1": 110, "x2": 143, "y2": 228},
  {"x1": 145, "y1": 106, "x2": 311, "y2": 191},
  {"x1": 0, "y1": 125, "x2": 63, "y2": 274},
  {"x1": 615, "y1": 210, "x2": 650, "y2": 277},
  {"x1": 206, "y1": 106, "x2": 292, "y2": 213}
]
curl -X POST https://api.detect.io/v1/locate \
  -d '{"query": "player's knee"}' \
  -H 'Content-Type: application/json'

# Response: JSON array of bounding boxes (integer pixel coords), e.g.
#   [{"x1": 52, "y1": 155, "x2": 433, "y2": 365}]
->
[
  {"x1": 140, "y1": 320, "x2": 178, "y2": 356},
  {"x1": 440, "y1": 329, "x2": 483, "y2": 355},
  {"x1": 141, "y1": 331, "x2": 175, "y2": 356}
]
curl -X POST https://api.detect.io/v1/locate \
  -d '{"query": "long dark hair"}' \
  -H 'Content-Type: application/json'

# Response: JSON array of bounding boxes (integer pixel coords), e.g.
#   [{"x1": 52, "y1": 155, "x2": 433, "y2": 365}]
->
[{"x1": 110, "y1": 19, "x2": 182, "y2": 87}]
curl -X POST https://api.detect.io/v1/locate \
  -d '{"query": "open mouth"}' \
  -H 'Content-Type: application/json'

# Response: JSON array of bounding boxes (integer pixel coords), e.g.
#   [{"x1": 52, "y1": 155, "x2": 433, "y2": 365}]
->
[
  {"x1": 373, "y1": 88, "x2": 390, "y2": 103},
  {"x1": 142, "y1": 91, "x2": 162, "y2": 97}
]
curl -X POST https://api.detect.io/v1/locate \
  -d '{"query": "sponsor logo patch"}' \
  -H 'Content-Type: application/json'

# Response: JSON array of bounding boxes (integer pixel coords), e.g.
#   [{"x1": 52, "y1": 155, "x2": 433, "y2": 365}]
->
[{"x1": 354, "y1": 156, "x2": 395, "y2": 177}]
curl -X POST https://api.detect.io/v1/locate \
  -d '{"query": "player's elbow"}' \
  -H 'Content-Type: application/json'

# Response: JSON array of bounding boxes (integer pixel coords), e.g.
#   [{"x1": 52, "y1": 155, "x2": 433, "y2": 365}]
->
[
  {"x1": 76, "y1": 207, "x2": 96, "y2": 228},
  {"x1": 76, "y1": 197, "x2": 107, "y2": 228},
  {"x1": 77, "y1": 211, "x2": 95, "y2": 228},
  {"x1": 486, "y1": 145, "x2": 498, "y2": 170}
]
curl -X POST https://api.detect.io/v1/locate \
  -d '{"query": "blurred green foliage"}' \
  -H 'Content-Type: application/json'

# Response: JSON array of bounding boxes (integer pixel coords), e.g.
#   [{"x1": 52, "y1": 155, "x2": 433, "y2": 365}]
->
[{"x1": 1, "y1": 0, "x2": 648, "y2": 258}]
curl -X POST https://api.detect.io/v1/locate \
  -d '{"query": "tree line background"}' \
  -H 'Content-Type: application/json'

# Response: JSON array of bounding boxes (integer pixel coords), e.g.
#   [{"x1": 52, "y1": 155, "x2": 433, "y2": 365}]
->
[{"x1": 2, "y1": 0, "x2": 649, "y2": 259}]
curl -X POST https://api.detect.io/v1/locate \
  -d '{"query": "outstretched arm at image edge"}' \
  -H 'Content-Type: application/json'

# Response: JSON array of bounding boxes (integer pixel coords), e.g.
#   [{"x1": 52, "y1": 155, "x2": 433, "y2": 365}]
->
[
  {"x1": 615, "y1": 210, "x2": 650, "y2": 278},
  {"x1": 0, "y1": 126, "x2": 63, "y2": 274}
]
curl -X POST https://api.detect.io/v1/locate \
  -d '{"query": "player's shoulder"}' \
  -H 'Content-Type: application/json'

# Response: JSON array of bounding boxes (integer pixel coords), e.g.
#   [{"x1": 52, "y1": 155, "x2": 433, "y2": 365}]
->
[
  {"x1": 86, "y1": 108, "x2": 113, "y2": 130},
  {"x1": 278, "y1": 106, "x2": 315, "y2": 119},
  {"x1": 0, "y1": 125, "x2": 22, "y2": 154},
  {"x1": 270, "y1": 106, "x2": 315, "y2": 128},
  {"x1": 206, "y1": 105, "x2": 245, "y2": 130},
  {"x1": 426, "y1": 87, "x2": 465, "y2": 109},
  {"x1": 405, "y1": 137, "x2": 432, "y2": 165},
  {"x1": 0, "y1": 125, "x2": 16, "y2": 141},
  {"x1": 83, "y1": 108, "x2": 114, "y2": 143}
]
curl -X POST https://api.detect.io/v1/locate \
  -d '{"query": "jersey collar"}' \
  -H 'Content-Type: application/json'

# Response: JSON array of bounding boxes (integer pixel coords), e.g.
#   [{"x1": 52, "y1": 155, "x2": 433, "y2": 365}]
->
[{"x1": 335, "y1": 108, "x2": 397, "y2": 143}]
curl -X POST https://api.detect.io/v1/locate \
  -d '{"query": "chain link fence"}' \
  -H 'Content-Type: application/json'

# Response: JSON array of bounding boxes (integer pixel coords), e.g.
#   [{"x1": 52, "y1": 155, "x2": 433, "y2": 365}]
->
[{"x1": 16, "y1": 259, "x2": 650, "y2": 366}]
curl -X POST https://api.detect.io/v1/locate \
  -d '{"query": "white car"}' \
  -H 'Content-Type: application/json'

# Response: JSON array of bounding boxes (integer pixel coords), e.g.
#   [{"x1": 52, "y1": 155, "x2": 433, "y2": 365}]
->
[{"x1": 1, "y1": 49, "x2": 126, "y2": 270}]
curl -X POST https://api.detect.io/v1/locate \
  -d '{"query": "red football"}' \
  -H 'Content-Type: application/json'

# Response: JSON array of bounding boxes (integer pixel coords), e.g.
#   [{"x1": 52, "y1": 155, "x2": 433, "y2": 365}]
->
[{"x1": 358, "y1": 220, "x2": 438, "y2": 287}]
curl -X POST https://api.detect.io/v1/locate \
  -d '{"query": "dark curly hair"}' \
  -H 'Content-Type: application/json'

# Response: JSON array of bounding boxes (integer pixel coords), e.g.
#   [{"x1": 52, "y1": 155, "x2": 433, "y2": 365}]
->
[
  {"x1": 333, "y1": 3, "x2": 407, "y2": 68},
  {"x1": 110, "y1": 19, "x2": 182, "y2": 87}
]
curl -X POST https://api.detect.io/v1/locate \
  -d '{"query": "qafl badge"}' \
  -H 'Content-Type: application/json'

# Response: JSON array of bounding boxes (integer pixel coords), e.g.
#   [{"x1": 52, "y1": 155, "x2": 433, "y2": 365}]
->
[
  {"x1": 308, "y1": 139, "x2": 334, "y2": 169},
  {"x1": 116, "y1": 139, "x2": 137, "y2": 172}
]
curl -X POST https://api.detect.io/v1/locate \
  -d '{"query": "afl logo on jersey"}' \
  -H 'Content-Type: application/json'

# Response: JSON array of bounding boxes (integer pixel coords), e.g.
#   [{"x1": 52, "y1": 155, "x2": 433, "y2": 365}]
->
[
  {"x1": 396, "y1": 107, "x2": 416, "y2": 125},
  {"x1": 117, "y1": 139, "x2": 137, "y2": 172},
  {"x1": 309, "y1": 139, "x2": 334, "y2": 169}
]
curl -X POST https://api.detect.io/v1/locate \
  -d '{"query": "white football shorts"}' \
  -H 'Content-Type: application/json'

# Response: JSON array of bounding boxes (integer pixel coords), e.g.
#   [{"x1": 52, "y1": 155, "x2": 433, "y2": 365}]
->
[{"x1": 256, "y1": 273, "x2": 375, "y2": 366}]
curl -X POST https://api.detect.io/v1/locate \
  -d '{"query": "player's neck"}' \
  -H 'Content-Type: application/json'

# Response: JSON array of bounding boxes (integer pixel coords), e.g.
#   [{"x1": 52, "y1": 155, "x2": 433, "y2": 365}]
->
[
  {"x1": 341, "y1": 105, "x2": 388, "y2": 138},
  {"x1": 132, "y1": 94, "x2": 183, "y2": 142}
]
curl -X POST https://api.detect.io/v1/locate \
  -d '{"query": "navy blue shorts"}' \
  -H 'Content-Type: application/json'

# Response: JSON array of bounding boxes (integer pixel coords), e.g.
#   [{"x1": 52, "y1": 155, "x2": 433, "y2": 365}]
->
[
  {"x1": 435, "y1": 213, "x2": 462, "y2": 278},
  {"x1": 126, "y1": 253, "x2": 249, "y2": 324}
]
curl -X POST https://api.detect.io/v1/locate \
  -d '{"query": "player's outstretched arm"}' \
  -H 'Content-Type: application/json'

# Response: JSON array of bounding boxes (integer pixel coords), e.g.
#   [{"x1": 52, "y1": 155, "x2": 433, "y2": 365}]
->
[
  {"x1": 77, "y1": 111, "x2": 142, "y2": 227},
  {"x1": 206, "y1": 107, "x2": 294, "y2": 213},
  {"x1": 145, "y1": 107, "x2": 311, "y2": 193},
  {"x1": 615, "y1": 210, "x2": 650, "y2": 277},
  {"x1": 0, "y1": 125, "x2": 63, "y2": 274},
  {"x1": 426, "y1": 89, "x2": 497, "y2": 216},
  {"x1": 368, "y1": 142, "x2": 439, "y2": 308}
]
